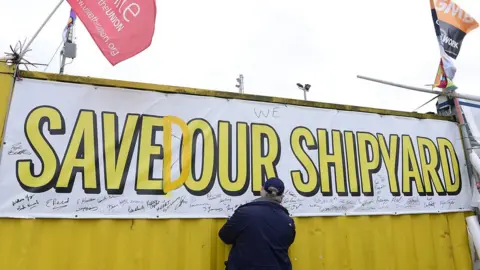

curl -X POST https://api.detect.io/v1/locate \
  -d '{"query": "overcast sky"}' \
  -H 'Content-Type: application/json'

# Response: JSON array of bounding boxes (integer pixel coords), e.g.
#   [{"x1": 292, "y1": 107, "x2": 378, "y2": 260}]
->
[{"x1": 1, "y1": 0, "x2": 480, "y2": 113}]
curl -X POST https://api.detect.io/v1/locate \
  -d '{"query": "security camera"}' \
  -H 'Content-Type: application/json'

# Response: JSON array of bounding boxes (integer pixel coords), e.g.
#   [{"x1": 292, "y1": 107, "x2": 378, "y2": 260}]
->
[
  {"x1": 305, "y1": 84, "x2": 311, "y2": 91},
  {"x1": 296, "y1": 83, "x2": 303, "y2": 89}
]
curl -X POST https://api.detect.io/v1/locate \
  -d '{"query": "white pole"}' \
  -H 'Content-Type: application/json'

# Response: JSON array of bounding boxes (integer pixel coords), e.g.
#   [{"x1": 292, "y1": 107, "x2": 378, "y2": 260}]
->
[
  {"x1": 60, "y1": 21, "x2": 74, "y2": 74},
  {"x1": 357, "y1": 75, "x2": 444, "y2": 95},
  {"x1": 19, "y1": 0, "x2": 65, "y2": 60},
  {"x1": 59, "y1": 49, "x2": 67, "y2": 75},
  {"x1": 240, "y1": 74, "x2": 244, "y2": 94},
  {"x1": 236, "y1": 74, "x2": 244, "y2": 94},
  {"x1": 466, "y1": 216, "x2": 480, "y2": 259},
  {"x1": 357, "y1": 74, "x2": 480, "y2": 103}
]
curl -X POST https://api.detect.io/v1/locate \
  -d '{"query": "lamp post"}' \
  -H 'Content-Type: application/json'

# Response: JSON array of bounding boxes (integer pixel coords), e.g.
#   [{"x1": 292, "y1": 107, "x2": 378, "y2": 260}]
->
[
  {"x1": 296, "y1": 83, "x2": 311, "y2": 101},
  {"x1": 235, "y1": 74, "x2": 244, "y2": 94}
]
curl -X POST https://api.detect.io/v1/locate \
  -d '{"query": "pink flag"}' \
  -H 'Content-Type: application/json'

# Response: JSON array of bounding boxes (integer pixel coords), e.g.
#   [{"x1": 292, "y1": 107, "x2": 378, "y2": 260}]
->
[{"x1": 67, "y1": 0, "x2": 156, "y2": 66}]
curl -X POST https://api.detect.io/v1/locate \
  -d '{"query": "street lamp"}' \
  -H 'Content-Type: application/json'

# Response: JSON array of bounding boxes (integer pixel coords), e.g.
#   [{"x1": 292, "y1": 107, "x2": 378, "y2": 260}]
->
[{"x1": 296, "y1": 83, "x2": 311, "y2": 101}]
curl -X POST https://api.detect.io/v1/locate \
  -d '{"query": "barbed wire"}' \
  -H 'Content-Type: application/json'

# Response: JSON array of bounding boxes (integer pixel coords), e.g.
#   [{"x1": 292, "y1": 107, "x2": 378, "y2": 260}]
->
[{"x1": 2, "y1": 39, "x2": 37, "y2": 71}]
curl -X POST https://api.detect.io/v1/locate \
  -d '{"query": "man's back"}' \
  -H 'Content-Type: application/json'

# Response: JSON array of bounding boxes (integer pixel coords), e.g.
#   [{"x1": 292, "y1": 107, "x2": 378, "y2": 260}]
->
[{"x1": 219, "y1": 198, "x2": 296, "y2": 270}]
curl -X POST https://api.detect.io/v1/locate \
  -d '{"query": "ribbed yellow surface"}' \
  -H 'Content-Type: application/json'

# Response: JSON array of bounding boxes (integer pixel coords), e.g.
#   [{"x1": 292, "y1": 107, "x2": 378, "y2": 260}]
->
[
  {"x1": 0, "y1": 63, "x2": 14, "y2": 152},
  {"x1": 0, "y1": 212, "x2": 471, "y2": 270}
]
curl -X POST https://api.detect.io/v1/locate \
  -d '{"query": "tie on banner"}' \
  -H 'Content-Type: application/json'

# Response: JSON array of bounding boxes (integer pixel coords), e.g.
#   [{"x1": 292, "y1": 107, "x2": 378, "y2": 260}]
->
[
  {"x1": 62, "y1": 9, "x2": 77, "y2": 42},
  {"x1": 430, "y1": 0, "x2": 478, "y2": 89},
  {"x1": 67, "y1": 0, "x2": 157, "y2": 66}
]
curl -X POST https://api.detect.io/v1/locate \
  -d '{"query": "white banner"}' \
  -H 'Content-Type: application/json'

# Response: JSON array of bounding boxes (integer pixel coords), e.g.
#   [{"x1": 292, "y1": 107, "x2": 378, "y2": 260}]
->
[{"x1": 0, "y1": 79, "x2": 471, "y2": 218}]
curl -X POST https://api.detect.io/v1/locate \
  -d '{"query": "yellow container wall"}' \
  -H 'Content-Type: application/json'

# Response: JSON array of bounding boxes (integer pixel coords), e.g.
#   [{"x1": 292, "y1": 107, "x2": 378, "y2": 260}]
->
[
  {"x1": 0, "y1": 212, "x2": 472, "y2": 270},
  {"x1": 0, "y1": 66, "x2": 472, "y2": 269},
  {"x1": 0, "y1": 63, "x2": 15, "y2": 151}
]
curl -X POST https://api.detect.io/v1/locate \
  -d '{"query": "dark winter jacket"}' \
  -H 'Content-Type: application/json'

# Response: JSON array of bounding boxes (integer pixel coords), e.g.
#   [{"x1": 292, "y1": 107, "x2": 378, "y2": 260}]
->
[{"x1": 219, "y1": 198, "x2": 296, "y2": 270}]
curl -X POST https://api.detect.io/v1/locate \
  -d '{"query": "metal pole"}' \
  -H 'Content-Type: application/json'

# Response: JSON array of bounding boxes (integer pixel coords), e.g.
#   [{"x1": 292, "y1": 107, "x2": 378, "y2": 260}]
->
[
  {"x1": 357, "y1": 75, "x2": 445, "y2": 95},
  {"x1": 240, "y1": 74, "x2": 244, "y2": 94},
  {"x1": 19, "y1": 0, "x2": 65, "y2": 60},
  {"x1": 59, "y1": 48, "x2": 67, "y2": 74},
  {"x1": 452, "y1": 97, "x2": 475, "y2": 186},
  {"x1": 356, "y1": 74, "x2": 476, "y2": 190},
  {"x1": 303, "y1": 89, "x2": 307, "y2": 101},
  {"x1": 357, "y1": 75, "x2": 480, "y2": 103},
  {"x1": 236, "y1": 74, "x2": 244, "y2": 94},
  {"x1": 60, "y1": 13, "x2": 74, "y2": 74}
]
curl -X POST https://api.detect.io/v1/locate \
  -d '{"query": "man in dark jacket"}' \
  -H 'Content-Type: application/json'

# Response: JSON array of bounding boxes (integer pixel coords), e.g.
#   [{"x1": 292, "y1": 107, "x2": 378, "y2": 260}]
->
[{"x1": 219, "y1": 178, "x2": 296, "y2": 270}]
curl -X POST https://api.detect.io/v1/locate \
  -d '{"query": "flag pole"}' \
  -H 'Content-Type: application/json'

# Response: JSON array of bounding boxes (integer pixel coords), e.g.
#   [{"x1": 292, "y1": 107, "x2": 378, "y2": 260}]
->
[
  {"x1": 60, "y1": 13, "x2": 76, "y2": 74},
  {"x1": 18, "y1": 0, "x2": 65, "y2": 60}
]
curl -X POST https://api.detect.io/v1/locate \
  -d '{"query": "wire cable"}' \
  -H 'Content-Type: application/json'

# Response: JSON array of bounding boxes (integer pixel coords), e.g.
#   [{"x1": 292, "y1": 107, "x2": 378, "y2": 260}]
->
[
  {"x1": 43, "y1": 40, "x2": 63, "y2": 72},
  {"x1": 412, "y1": 94, "x2": 440, "y2": 112}
]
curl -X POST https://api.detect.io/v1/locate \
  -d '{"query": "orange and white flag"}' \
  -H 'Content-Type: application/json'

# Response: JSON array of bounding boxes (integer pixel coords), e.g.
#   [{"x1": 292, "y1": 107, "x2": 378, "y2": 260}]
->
[{"x1": 430, "y1": 0, "x2": 478, "y2": 90}]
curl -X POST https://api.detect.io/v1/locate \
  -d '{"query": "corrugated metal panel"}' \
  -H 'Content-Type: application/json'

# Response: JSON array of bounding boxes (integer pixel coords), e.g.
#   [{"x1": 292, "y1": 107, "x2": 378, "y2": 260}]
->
[
  {"x1": 0, "y1": 65, "x2": 471, "y2": 269},
  {"x1": 0, "y1": 212, "x2": 472, "y2": 269},
  {"x1": 0, "y1": 63, "x2": 15, "y2": 152}
]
